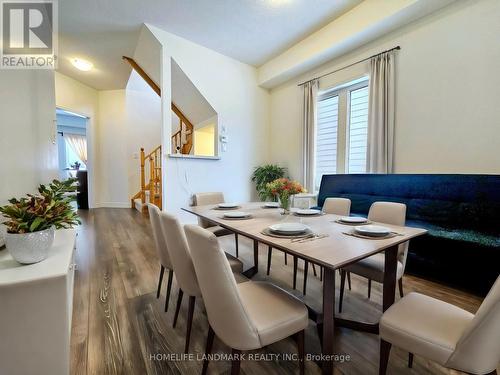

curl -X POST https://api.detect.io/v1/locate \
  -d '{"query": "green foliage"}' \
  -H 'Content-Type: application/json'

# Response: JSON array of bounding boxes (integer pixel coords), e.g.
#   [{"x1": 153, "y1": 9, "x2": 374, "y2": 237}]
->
[
  {"x1": 251, "y1": 164, "x2": 287, "y2": 201},
  {"x1": 0, "y1": 179, "x2": 81, "y2": 234}
]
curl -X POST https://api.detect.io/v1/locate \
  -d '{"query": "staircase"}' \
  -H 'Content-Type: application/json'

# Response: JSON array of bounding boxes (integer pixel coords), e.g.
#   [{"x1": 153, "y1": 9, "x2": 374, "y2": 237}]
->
[
  {"x1": 131, "y1": 146, "x2": 162, "y2": 212},
  {"x1": 123, "y1": 56, "x2": 198, "y2": 212},
  {"x1": 123, "y1": 56, "x2": 194, "y2": 155}
]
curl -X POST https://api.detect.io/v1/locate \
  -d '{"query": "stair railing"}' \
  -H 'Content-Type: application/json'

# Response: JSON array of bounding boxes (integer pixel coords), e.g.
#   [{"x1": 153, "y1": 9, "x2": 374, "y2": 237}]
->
[{"x1": 131, "y1": 145, "x2": 162, "y2": 210}]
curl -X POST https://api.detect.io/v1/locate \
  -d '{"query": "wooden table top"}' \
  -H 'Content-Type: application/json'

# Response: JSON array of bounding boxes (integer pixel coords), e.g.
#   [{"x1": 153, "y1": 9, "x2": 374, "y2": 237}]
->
[{"x1": 182, "y1": 203, "x2": 427, "y2": 270}]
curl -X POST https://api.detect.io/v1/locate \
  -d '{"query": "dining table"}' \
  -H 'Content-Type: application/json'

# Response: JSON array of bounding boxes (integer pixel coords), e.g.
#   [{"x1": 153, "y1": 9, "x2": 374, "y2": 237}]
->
[{"x1": 182, "y1": 202, "x2": 427, "y2": 374}]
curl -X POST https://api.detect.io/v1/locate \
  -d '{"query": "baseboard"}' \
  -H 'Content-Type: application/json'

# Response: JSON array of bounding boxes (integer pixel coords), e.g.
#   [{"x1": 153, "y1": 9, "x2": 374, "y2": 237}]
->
[{"x1": 94, "y1": 202, "x2": 131, "y2": 209}]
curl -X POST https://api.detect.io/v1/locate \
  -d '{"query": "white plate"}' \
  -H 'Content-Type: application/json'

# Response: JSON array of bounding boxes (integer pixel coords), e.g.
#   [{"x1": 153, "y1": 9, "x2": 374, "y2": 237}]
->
[
  {"x1": 264, "y1": 202, "x2": 279, "y2": 208},
  {"x1": 296, "y1": 209, "x2": 321, "y2": 216},
  {"x1": 269, "y1": 222, "x2": 309, "y2": 234},
  {"x1": 223, "y1": 211, "x2": 250, "y2": 218},
  {"x1": 218, "y1": 202, "x2": 239, "y2": 208},
  {"x1": 354, "y1": 225, "x2": 391, "y2": 237},
  {"x1": 339, "y1": 216, "x2": 368, "y2": 223}
]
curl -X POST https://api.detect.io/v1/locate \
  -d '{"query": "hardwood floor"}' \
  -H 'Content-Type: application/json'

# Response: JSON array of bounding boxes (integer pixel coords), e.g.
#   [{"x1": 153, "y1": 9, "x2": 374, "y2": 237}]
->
[{"x1": 71, "y1": 208, "x2": 487, "y2": 375}]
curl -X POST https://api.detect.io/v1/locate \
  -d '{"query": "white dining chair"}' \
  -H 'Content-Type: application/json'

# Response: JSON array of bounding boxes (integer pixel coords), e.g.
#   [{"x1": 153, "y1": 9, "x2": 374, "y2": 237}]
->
[
  {"x1": 159, "y1": 212, "x2": 244, "y2": 353},
  {"x1": 147, "y1": 203, "x2": 174, "y2": 312},
  {"x1": 338, "y1": 202, "x2": 409, "y2": 313},
  {"x1": 322, "y1": 197, "x2": 351, "y2": 216},
  {"x1": 379, "y1": 277, "x2": 500, "y2": 375},
  {"x1": 193, "y1": 192, "x2": 240, "y2": 257},
  {"x1": 184, "y1": 224, "x2": 309, "y2": 375}
]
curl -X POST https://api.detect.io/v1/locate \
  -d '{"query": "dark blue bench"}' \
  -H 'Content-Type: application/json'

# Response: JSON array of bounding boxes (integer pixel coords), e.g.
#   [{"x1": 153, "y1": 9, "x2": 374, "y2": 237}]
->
[{"x1": 314, "y1": 174, "x2": 500, "y2": 296}]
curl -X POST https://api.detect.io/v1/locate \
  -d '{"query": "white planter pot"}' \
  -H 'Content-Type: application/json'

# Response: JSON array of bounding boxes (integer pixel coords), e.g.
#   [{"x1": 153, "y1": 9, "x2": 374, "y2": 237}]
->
[
  {"x1": 5, "y1": 227, "x2": 55, "y2": 264},
  {"x1": 0, "y1": 221, "x2": 6, "y2": 248}
]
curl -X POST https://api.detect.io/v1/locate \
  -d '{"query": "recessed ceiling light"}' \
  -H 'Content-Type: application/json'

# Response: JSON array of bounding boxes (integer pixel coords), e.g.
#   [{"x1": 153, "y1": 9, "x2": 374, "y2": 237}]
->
[
  {"x1": 71, "y1": 58, "x2": 93, "y2": 71},
  {"x1": 268, "y1": 0, "x2": 291, "y2": 6}
]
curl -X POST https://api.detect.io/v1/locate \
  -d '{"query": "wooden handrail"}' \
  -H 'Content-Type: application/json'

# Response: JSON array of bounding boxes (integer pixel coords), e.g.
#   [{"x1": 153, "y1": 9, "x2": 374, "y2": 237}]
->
[
  {"x1": 171, "y1": 103, "x2": 194, "y2": 131},
  {"x1": 144, "y1": 145, "x2": 162, "y2": 159},
  {"x1": 123, "y1": 56, "x2": 161, "y2": 96}
]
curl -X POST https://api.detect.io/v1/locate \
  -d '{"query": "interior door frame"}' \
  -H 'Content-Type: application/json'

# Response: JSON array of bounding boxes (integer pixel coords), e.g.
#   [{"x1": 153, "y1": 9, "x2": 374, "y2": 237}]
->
[{"x1": 56, "y1": 106, "x2": 95, "y2": 209}]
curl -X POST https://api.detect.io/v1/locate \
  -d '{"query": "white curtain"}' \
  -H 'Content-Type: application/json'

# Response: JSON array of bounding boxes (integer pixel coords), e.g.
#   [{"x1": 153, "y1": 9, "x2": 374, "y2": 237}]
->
[
  {"x1": 302, "y1": 79, "x2": 319, "y2": 192},
  {"x1": 65, "y1": 134, "x2": 87, "y2": 165},
  {"x1": 367, "y1": 51, "x2": 395, "y2": 173}
]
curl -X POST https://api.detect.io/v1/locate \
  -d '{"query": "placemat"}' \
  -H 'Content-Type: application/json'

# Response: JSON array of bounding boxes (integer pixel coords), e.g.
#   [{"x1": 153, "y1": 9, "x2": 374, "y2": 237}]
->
[
  {"x1": 294, "y1": 212, "x2": 324, "y2": 217},
  {"x1": 333, "y1": 220, "x2": 372, "y2": 226},
  {"x1": 212, "y1": 206, "x2": 242, "y2": 211},
  {"x1": 261, "y1": 227, "x2": 313, "y2": 239},
  {"x1": 218, "y1": 215, "x2": 253, "y2": 220},
  {"x1": 342, "y1": 231, "x2": 398, "y2": 240}
]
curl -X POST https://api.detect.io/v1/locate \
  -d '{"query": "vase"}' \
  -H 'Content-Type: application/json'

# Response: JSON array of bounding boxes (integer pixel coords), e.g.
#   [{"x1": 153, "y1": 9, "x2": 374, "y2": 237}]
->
[
  {"x1": 278, "y1": 195, "x2": 291, "y2": 215},
  {"x1": 0, "y1": 220, "x2": 6, "y2": 249},
  {"x1": 5, "y1": 227, "x2": 55, "y2": 264}
]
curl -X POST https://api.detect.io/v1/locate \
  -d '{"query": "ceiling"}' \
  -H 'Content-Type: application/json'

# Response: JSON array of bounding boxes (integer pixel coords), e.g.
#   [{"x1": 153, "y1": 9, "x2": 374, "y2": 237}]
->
[{"x1": 58, "y1": 0, "x2": 362, "y2": 90}]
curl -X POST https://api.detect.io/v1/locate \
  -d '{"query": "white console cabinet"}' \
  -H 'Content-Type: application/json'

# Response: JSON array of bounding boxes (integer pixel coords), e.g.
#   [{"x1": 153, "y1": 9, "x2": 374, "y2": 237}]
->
[{"x1": 0, "y1": 229, "x2": 76, "y2": 375}]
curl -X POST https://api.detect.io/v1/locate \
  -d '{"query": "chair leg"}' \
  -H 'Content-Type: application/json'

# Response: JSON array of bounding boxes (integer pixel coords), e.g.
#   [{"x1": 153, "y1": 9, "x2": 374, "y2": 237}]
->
[
  {"x1": 284, "y1": 252, "x2": 288, "y2": 265},
  {"x1": 293, "y1": 256, "x2": 298, "y2": 289},
  {"x1": 398, "y1": 278, "x2": 404, "y2": 298},
  {"x1": 184, "y1": 296, "x2": 196, "y2": 354},
  {"x1": 234, "y1": 233, "x2": 239, "y2": 258},
  {"x1": 312, "y1": 263, "x2": 317, "y2": 277},
  {"x1": 173, "y1": 289, "x2": 184, "y2": 328},
  {"x1": 379, "y1": 339, "x2": 392, "y2": 375},
  {"x1": 231, "y1": 348, "x2": 241, "y2": 375},
  {"x1": 202, "y1": 325, "x2": 215, "y2": 375},
  {"x1": 164, "y1": 269, "x2": 174, "y2": 312},
  {"x1": 368, "y1": 279, "x2": 372, "y2": 299},
  {"x1": 320, "y1": 267, "x2": 323, "y2": 281},
  {"x1": 303, "y1": 261, "x2": 309, "y2": 295},
  {"x1": 347, "y1": 272, "x2": 352, "y2": 290},
  {"x1": 267, "y1": 246, "x2": 272, "y2": 276},
  {"x1": 408, "y1": 352, "x2": 413, "y2": 368},
  {"x1": 297, "y1": 330, "x2": 305, "y2": 375},
  {"x1": 156, "y1": 265, "x2": 165, "y2": 298},
  {"x1": 339, "y1": 269, "x2": 346, "y2": 313}
]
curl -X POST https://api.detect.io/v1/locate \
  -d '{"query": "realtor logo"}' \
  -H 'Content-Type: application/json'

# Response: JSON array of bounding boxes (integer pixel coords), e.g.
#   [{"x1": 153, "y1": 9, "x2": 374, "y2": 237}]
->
[{"x1": 1, "y1": 0, "x2": 57, "y2": 69}]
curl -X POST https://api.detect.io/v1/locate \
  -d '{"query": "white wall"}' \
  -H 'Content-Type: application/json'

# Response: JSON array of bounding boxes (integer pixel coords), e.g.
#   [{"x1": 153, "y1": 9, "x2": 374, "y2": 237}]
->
[
  {"x1": 147, "y1": 25, "x2": 270, "y2": 222},
  {"x1": 55, "y1": 71, "x2": 161, "y2": 208},
  {"x1": 125, "y1": 71, "x2": 162, "y2": 201},
  {"x1": 269, "y1": 0, "x2": 500, "y2": 182},
  {"x1": 0, "y1": 70, "x2": 57, "y2": 204}
]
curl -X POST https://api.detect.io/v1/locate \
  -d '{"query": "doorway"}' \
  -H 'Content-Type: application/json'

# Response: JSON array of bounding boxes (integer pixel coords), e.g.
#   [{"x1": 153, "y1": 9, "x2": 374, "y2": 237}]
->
[{"x1": 56, "y1": 108, "x2": 89, "y2": 209}]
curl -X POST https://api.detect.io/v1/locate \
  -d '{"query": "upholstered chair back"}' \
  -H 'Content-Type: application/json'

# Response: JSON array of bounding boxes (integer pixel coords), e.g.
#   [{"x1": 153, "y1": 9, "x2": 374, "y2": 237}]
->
[
  {"x1": 446, "y1": 277, "x2": 500, "y2": 374},
  {"x1": 147, "y1": 203, "x2": 172, "y2": 269},
  {"x1": 193, "y1": 192, "x2": 225, "y2": 228},
  {"x1": 159, "y1": 212, "x2": 201, "y2": 297},
  {"x1": 368, "y1": 202, "x2": 409, "y2": 270},
  {"x1": 322, "y1": 197, "x2": 351, "y2": 216},
  {"x1": 184, "y1": 225, "x2": 260, "y2": 350}
]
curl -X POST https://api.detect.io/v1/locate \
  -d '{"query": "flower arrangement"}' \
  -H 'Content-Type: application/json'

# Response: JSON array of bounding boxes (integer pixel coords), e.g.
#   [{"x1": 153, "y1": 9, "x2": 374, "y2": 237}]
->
[
  {"x1": 266, "y1": 178, "x2": 305, "y2": 213},
  {"x1": 0, "y1": 179, "x2": 81, "y2": 234}
]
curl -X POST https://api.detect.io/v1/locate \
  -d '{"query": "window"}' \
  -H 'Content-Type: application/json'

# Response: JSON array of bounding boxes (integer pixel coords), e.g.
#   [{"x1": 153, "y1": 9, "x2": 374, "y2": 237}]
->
[
  {"x1": 347, "y1": 85, "x2": 369, "y2": 173},
  {"x1": 314, "y1": 78, "x2": 369, "y2": 190}
]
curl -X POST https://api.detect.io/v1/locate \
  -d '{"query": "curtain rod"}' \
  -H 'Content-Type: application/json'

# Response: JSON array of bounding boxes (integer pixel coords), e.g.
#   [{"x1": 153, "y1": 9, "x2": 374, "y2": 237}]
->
[{"x1": 297, "y1": 46, "x2": 401, "y2": 87}]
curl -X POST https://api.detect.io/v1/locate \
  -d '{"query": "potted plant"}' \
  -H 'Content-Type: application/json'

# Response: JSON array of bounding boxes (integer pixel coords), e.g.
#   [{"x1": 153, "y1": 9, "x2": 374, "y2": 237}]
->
[
  {"x1": 0, "y1": 179, "x2": 80, "y2": 264},
  {"x1": 266, "y1": 178, "x2": 306, "y2": 215},
  {"x1": 251, "y1": 164, "x2": 287, "y2": 201}
]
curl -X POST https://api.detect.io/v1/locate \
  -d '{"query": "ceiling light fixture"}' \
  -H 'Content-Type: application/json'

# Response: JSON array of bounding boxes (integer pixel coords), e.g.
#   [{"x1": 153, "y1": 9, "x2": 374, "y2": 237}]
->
[{"x1": 71, "y1": 58, "x2": 93, "y2": 71}]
